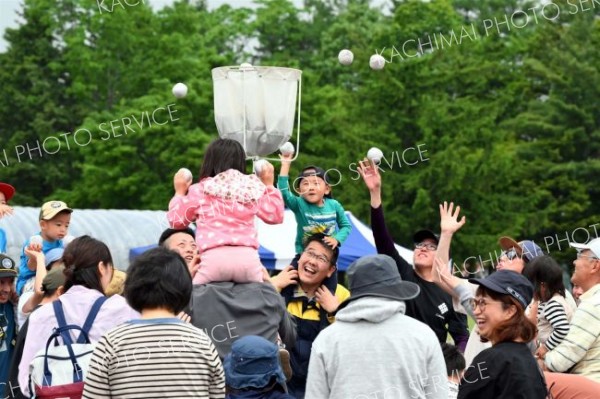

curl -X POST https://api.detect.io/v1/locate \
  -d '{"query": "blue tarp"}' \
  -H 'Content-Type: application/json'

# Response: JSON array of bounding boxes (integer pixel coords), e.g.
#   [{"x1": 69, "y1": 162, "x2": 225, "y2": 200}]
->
[{"x1": 129, "y1": 210, "x2": 412, "y2": 271}]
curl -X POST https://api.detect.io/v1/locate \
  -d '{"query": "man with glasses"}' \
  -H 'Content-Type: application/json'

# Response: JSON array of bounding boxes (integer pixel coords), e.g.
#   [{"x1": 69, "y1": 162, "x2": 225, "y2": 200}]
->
[
  {"x1": 0, "y1": 254, "x2": 17, "y2": 385},
  {"x1": 272, "y1": 233, "x2": 350, "y2": 399},
  {"x1": 357, "y1": 160, "x2": 469, "y2": 351},
  {"x1": 540, "y1": 238, "x2": 600, "y2": 396}
]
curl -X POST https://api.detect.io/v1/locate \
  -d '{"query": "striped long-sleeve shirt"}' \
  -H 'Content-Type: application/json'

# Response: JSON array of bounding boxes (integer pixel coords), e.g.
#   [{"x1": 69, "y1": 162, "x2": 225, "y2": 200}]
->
[
  {"x1": 545, "y1": 284, "x2": 600, "y2": 383},
  {"x1": 537, "y1": 296, "x2": 572, "y2": 350},
  {"x1": 83, "y1": 318, "x2": 225, "y2": 398}
]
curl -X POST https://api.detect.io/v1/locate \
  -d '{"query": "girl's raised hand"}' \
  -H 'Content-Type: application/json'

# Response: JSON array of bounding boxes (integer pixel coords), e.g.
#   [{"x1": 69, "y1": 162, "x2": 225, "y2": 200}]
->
[{"x1": 174, "y1": 170, "x2": 192, "y2": 195}]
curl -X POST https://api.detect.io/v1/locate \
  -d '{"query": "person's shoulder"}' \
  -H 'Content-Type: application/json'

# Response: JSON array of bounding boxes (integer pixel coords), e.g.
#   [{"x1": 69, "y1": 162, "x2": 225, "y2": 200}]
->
[
  {"x1": 334, "y1": 284, "x2": 350, "y2": 300},
  {"x1": 577, "y1": 289, "x2": 600, "y2": 309},
  {"x1": 475, "y1": 342, "x2": 523, "y2": 363},
  {"x1": 103, "y1": 294, "x2": 138, "y2": 316},
  {"x1": 174, "y1": 322, "x2": 217, "y2": 347},
  {"x1": 324, "y1": 198, "x2": 347, "y2": 212},
  {"x1": 396, "y1": 314, "x2": 440, "y2": 341},
  {"x1": 104, "y1": 293, "x2": 129, "y2": 307},
  {"x1": 27, "y1": 300, "x2": 55, "y2": 323}
]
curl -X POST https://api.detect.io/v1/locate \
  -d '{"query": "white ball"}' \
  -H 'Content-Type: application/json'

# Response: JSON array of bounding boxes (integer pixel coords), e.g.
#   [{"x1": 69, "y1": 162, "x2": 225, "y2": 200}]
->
[
  {"x1": 279, "y1": 142, "x2": 295, "y2": 156},
  {"x1": 367, "y1": 147, "x2": 384, "y2": 163},
  {"x1": 30, "y1": 235, "x2": 43, "y2": 246},
  {"x1": 253, "y1": 159, "x2": 267, "y2": 174},
  {"x1": 172, "y1": 83, "x2": 188, "y2": 99},
  {"x1": 178, "y1": 167, "x2": 193, "y2": 182},
  {"x1": 369, "y1": 54, "x2": 386, "y2": 70},
  {"x1": 338, "y1": 49, "x2": 354, "y2": 66}
]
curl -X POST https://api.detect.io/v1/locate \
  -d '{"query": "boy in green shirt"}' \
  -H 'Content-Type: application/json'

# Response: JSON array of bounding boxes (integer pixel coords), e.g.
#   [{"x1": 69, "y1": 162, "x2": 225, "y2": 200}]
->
[{"x1": 278, "y1": 154, "x2": 351, "y2": 288}]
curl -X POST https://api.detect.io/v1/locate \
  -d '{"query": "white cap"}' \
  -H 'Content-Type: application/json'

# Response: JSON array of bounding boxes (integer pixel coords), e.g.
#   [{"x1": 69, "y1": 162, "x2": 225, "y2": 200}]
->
[{"x1": 570, "y1": 237, "x2": 600, "y2": 258}]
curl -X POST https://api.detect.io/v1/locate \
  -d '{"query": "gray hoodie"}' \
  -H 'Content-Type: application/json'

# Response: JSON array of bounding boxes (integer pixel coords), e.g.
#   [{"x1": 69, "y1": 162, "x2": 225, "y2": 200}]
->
[{"x1": 306, "y1": 297, "x2": 448, "y2": 399}]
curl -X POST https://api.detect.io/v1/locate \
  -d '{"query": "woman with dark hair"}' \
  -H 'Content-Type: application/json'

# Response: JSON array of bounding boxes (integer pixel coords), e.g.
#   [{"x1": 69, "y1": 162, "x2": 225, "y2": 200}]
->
[
  {"x1": 18, "y1": 236, "x2": 138, "y2": 396},
  {"x1": 523, "y1": 256, "x2": 574, "y2": 359},
  {"x1": 167, "y1": 138, "x2": 284, "y2": 284},
  {"x1": 83, "y1": 247, "x2": 225, "y2": 398},
  {"x1": 458, "y1": 270, "x2": 548, "y2": 399}
]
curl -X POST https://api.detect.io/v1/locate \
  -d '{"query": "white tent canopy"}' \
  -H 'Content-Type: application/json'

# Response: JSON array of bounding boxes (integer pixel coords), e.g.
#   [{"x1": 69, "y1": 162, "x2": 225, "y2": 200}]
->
[
  {"x1": 1, "y1": 207, "x2": 413, "y2": 271},
  {"x1": 1, "y1": 206, "x2": 170, "y2": 270}
]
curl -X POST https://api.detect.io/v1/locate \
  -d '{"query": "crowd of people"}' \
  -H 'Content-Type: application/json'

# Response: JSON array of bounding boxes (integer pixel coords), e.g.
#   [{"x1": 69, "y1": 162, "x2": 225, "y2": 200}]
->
[{"x1": 0, "y1": 138, "x2": 599, "y2": 398}]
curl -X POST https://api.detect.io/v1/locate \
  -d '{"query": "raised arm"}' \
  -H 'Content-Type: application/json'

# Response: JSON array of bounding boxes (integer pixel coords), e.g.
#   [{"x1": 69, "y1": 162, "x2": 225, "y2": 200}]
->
[
  {"x1": 328, "y1": 202, "x2": 352, "y2": 248},
  {"x1": 167, "y1": 170, "x2": 198, "y2": 228},
  {"x1": 433, "y1": 257, "x2": 477, "y2": 318},
  {"x1": 277, "y1": 154, "x2": 303, "y2": 212},
  {"x1": 255, "y1": 161, "x2": 285, "y2": 224},
  {"x1": 22, "y1": 248, "x2": 48, "y2": 313},
  {"x1": 357, "y1": 159, "x2": 414, "y2": 279},
  {"x1": 432, "y1": 202, "x2": 467, "y2": 294}
]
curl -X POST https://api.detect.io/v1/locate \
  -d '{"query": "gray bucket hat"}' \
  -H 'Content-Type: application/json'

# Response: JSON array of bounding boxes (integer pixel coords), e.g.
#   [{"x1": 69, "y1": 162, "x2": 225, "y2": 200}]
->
[{"x1": 337, "y1": 254, "x2": 420, "y2": 311}]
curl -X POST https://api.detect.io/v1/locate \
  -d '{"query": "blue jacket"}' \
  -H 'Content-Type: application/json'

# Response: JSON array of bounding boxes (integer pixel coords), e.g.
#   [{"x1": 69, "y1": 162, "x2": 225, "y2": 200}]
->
[
  {"x1": 16, "y1": 233, "x2": 63, "y2": 295},
  {"x1": 0, "y1": 228, "x2": 6, "y2": 253}
]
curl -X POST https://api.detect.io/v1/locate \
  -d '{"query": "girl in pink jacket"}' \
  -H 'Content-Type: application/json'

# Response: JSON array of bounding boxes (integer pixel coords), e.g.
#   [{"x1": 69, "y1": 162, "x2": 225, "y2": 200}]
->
[{"x1": 168, "y1": 138, "x2": 284, "y2": 284}]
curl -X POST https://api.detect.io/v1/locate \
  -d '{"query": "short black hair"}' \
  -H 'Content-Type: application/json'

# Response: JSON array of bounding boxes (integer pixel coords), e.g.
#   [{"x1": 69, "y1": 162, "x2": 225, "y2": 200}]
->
[
  {"x1": 124, "y1": 247, "x2": 192, "y2": 314},
  {"x1": 303, "y1": 233, "x2": 339, "y2": 266},
  {"x1": 441, "y1": 343, "x2": 465, "y2": 376},
  {"x1": 158, "y1": 227, "x2": 195, "y2": 246},
  {"x1": 522, "y1": 255, "x2": 566, "y2": 302}
]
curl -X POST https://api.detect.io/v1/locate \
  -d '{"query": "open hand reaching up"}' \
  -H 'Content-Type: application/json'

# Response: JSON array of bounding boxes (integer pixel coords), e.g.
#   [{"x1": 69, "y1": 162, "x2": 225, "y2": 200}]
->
[
  {"x1": 439, "y1": 201, "x2": 466, "y2": 235},
  {"x1": 357, "y1": 158, "x2": 381, "y2": 193}
]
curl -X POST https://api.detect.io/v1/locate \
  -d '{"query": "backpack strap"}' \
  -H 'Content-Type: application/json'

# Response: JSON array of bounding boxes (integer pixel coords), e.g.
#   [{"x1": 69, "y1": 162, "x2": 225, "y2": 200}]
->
[
  {"x1": 77, "y1": 296, "x2": 107, "y2": 344},
  {"x1": 52, "y1": 300, "x2": 74, "y2": 345}
]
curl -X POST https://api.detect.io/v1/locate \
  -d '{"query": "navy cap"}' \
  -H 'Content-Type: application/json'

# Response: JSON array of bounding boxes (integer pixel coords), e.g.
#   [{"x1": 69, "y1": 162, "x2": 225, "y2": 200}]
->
[
  {"x1": 0, "y1": 254, "x2": 16, "y2": 279},
  {"x1": 413, "y1": 229, "x2": 439, "y2": 245},
  {"x1": 296, "y1": 165, "x2": 332, "y2": 198},
  {"x1": 469, "y1": 270, "x2": 534, "y2": 309}
]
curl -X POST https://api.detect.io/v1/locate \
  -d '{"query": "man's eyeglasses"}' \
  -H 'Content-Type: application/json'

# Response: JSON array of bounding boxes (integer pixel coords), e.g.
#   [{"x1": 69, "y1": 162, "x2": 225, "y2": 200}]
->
[
  {"x1": 499, "y1": 248, "x2": 518, "y2": 261},
  {"x1": 303, "y1": 249, "x2": 330, "y2": 265},
  {"x1": 470, "y1": 298, "x2": 501, "y2": 312},
  {"x1": 415, "y1": 242, "x2": 437, "y2": 251},
  {"x1": 577, "y1": 252, "x2": 599, "y2": 260}
]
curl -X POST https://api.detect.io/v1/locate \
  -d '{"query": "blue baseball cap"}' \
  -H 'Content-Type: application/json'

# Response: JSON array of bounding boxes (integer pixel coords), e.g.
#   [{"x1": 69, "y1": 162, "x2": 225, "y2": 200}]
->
[
  {"x1": 469, "y1": 270, "x2": 534, "y2": 309},
  {"x1": 44, "y1": 248, "x2": 64, "y2": 269}
]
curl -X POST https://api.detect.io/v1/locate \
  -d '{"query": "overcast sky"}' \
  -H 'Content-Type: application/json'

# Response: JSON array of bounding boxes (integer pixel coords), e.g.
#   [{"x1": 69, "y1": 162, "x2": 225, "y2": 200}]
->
[{"x1": 0, "y1": 0, "x2": 266, "y2": 52}]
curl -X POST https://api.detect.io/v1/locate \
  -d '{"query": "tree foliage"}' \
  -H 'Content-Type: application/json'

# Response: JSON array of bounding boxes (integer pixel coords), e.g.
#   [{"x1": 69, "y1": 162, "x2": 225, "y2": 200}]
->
[{"x1": 1, "y1": 0, "x2": 598, "y2": 267}]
